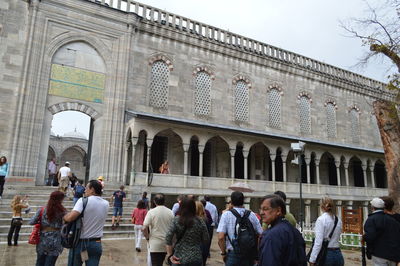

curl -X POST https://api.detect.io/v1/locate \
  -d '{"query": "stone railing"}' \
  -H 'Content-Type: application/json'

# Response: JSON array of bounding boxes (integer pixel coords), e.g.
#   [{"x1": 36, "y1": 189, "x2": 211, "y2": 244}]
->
[{"x1": 90, "y1": 0, "x2": 393, "y2": 99}]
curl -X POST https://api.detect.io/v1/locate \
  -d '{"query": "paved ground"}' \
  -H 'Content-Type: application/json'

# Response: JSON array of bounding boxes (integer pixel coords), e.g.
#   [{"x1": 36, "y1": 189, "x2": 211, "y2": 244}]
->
[{"x1": 0, "y1": 236, "x2": 370, "y2": 265}]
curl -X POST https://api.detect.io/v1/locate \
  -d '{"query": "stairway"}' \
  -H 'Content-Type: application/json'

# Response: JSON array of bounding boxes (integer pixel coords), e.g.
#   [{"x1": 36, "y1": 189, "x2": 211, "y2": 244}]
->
[{"x1": 0, "y1": 184, "x2": 138, "y2": 244}]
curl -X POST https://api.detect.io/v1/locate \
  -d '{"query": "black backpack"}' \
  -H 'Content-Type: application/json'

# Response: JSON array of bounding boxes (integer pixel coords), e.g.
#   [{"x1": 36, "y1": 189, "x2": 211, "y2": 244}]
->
[
  {"x1": 61, "y1": 197, "x2": 88, "y2": 248},
  {"x1": 227, "y1": 209, "x2": 258, "y2": 260}
]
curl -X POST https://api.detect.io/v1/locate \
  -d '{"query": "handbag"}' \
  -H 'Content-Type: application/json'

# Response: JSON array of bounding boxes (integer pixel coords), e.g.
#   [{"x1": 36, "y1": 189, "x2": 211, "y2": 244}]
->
[
  {"x1": 28, "y1": 207, "x2": 44, "y2": 245},
  {"x1": 61, "y1": 197, "x2": 88, "y2": 248},
  {"x1": 306, "y1": 215, "x2": 338, "y2": 265}
]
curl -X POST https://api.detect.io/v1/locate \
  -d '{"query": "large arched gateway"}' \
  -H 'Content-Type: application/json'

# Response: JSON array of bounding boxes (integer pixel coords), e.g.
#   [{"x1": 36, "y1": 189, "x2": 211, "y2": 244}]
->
[{"x1": 1, "y1": 0, "x2": 392, "y2": 224}]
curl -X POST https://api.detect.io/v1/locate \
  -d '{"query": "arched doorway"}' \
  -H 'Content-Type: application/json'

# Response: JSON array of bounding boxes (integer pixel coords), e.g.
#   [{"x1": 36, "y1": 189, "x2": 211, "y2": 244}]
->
[
  {"x1": 349, "y1": 156, "x2": 364, "y2": 187},
  {"x1": 374, "y1": 160, "x2": 387, "y2": 188},
  {"x1": 203, "y1": 136, "x2": 230, "y2": 178},
  {"x1": 320, "y1": 152, "x2": 337, "y2": 185}
]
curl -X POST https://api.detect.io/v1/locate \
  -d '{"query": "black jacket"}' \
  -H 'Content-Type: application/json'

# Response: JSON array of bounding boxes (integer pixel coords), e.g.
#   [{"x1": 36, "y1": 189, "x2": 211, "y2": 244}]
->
[{"x1": 364, "y1": 210, "x2": 400, "y2": 262}]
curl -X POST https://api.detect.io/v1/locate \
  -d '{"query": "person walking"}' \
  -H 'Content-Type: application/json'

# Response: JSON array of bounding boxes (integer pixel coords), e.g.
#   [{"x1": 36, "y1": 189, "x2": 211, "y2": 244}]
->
[
  {"x1": 166, "y1": 197, "x2": 209, "y2": 266},
  {"x1": 196, "y1": 200, "x2": 212, "y2": 266},
  {"x1": 309, "y1": 197, "x2": 344, "y2": 266},
  {"x1": 29, "y1": 191, "x2": 66, "y2": 265},
  {"x1": 111, "y1": 185, "x2": 126, "y2": 230},
  {"x1": 8, "y1": 195, "x2": 29, "y2": 246},
  {"x1": 217, "y1": 191, "x2": 263, "y2": 266},
  {"x1": 142, "y1": 191, "x2": 149, "y2": 210},
  {"x1": 274, "y1": 190, "x2": 297, "y2": 226},
  {"x1": 57, "y1": 162, "x2": 71, "y2": 193},
  {"x1": 131, "y1": 199, "x2": 148, "y2": 252},
  {"x1": 364, "y1": 197, "x2": 400, "y2": 266},
  {"x1": 142, "y1": 193, "x2": 173, "y2": 266},
  {"x1": 259, "y1": 194, "x2": 307, "y2": 265},
  {"x1": 47, "y1": 158, "x2": 57, "y2": 186},
  {"x1": 64, "y1": 180, "x2": 109, "y2": 266},
  {"x1": 0, "y1": 156, "x2": 10, "y2": 199}
]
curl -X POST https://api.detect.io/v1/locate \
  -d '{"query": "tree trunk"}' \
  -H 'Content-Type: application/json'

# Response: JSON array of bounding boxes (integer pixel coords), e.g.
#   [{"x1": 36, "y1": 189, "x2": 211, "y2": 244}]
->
[{"x1": 373, "y1": 100, "x2": 400, "y2": 212}]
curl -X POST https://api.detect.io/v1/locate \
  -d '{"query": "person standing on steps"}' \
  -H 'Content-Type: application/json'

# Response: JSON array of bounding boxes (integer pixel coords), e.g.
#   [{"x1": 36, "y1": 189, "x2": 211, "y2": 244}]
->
[
  {"x1": 58, "y1": 162, "x2": 71, "y2": 194},
  {"x1": 0, "y1": 156, "x2": 10, "y2": 200},
  {"x1": 8, "y1": 195, "x2": 29, "y2": 246},
  {"x1": 47, "y1": 158, "x2": 57, "y2": 186},
  {"x1": 111, "y1": 185, "x2": 126, "y2": 230}
]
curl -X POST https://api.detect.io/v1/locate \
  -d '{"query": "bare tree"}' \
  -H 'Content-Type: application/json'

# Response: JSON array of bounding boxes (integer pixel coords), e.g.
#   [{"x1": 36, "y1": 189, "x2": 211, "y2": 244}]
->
[{"x1": 342, "y1": 0, "x2": 400, "y2": 211}]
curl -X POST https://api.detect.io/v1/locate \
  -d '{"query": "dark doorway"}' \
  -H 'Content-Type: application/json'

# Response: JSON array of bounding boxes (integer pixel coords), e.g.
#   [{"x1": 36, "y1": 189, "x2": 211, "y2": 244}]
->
[
  {"x1": 151, "y1": 136, "x2": 168, "y2": 173},
  {"x1": 189, "y1": 138, "x2": 199, "y2": 176},
  {"x1": 235, "y1": 145, "x2": 244, "y2": 179}
]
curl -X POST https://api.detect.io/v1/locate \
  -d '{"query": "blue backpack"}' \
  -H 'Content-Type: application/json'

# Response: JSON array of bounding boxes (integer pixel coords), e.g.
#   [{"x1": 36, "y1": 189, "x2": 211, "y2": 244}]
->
[{"x1": 74, "y1": 185, "x2": 85, "y2": 198}]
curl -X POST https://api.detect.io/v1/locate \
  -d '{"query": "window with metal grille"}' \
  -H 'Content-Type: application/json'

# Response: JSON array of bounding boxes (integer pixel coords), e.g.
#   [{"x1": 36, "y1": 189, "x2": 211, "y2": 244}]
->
[
  {"x1": 269, "y1": 89, "x2": 281, "y2": 128},
  {"x1": 194, "y1": 71, "x2": 211, "y2": 116},
  {"x1": 350, "y1": 109, "x2": 360, "y2": 142},
  {"x1": 149, "y1": 60, "x2": 169, "y2": 108},
  {"x1": 299, "y1": 96, "x2": 311, "y2": 134},
  {"x1": 234, "y1": 80, "x2": 249, "y2": 122},
  {"x1": 326, "y1": 103, "x2": 337, "y2": 138}
]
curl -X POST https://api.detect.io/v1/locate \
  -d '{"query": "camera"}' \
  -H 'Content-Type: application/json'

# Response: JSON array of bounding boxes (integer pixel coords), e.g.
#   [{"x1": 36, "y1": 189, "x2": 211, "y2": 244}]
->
[{"x1": 291, "y1": 141, "x2": 306, "y2": 153}]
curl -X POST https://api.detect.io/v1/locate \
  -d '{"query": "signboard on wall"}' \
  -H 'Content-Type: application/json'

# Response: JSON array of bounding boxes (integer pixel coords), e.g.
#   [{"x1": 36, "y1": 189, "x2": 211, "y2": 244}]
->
[{"x1": 49, "y1": 64, "x2": 105, "y2": 103}]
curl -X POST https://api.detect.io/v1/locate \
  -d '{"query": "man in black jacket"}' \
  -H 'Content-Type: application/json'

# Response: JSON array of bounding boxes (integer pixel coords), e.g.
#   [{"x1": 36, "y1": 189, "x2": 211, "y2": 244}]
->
[{"x1": 364, "y1": 197, "x2": 400, "y2": 265}]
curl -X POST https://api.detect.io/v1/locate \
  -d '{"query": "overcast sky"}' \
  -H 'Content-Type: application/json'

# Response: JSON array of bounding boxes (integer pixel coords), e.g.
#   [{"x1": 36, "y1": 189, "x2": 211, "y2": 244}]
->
[{"x1": 51, "y1": 0, "x2": 394, "y2": 138}]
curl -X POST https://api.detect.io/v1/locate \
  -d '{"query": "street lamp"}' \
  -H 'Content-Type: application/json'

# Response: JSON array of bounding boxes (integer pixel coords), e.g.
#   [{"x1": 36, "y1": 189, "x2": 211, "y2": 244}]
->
[{"x1": 291, "y1": 141, "x2": 306, "y2": 231}]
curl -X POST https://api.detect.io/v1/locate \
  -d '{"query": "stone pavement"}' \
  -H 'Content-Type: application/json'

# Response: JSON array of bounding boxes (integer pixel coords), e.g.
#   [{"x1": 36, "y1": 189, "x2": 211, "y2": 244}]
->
[{"x1": 0, "y1": 235, "x2": 371, "y2": 266}]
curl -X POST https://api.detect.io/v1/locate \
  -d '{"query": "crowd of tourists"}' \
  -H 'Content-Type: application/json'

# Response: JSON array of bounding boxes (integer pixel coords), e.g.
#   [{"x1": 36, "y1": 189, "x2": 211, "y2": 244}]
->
[{"x1": 3, "y1": 168, "x2": 400, "y2": 266}]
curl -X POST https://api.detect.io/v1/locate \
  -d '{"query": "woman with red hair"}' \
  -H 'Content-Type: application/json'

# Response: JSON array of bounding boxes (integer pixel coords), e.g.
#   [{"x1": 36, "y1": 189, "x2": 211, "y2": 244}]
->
[{"x1": 29, "y1": 191, "x2": 66, "y2": 266}]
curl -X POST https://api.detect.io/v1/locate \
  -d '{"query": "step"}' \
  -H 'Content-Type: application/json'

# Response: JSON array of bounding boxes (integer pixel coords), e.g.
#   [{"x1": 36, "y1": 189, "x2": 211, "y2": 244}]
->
[
  {"x1": 0, "y1": 230, "x2": 136, "y2": 244},
  {"x1": 0, "y1": 217, "x2": 135, "y2": 226},
  {"x1": 0, "y1": 211, "x2": 134, "y2": 220}
]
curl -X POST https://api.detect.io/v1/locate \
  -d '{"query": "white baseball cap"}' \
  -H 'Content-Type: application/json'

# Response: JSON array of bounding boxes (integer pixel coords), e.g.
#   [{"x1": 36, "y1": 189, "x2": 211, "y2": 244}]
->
[
  {"x1": 370, "y1": 198, "x2": 385, "y2": 209},
  {"x1": 65, "y1": 161, "x2": 70, "y2": 165}
]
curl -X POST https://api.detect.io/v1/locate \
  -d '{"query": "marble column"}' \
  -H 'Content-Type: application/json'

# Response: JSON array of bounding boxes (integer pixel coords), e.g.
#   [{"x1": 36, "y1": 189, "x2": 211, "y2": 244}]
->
[
  {"x1": 230, "y1": 148, "x2": 236, "y2": 180},
  {"x1": 305, "y1": 157, "x2": 311, "y2": 184},
  {"x1": 129, "y1": 137, "x2": 138, "y2": 186},
  {"x1": 335, "y1": 160, "x2": 341, "y2": 186},
  {"x1": 198, "y1": 145, "x2": 204, "y2": 188},
  {"x1": 145, "y1": 139, "x2": 153, "y2": 186},
  {"x1": 123, "y1": 141, "x2": 130, "y2": 184},
  {"x1": 369, "y1": 165, "x2": 376, "y2": 188},
  {"x1": 305, "y1": 199, "x2": 311, "y2": 227},
  {"x1": 183, "y1": 143, "x2": 190, "y2": 175},
  {"x1": 315, "y1": 159, "x2": 320, "y2": 185},
  {"x1": 343, "y1": 162, "x2": 349, "y2": 187},
  {"x1": 363, "y1": 201, "x2": 369, "y2": 223},
  {"x1": 336, "y1": 200, "x2": 342, "y2": 220},
  {"x1": 282, "y1": 154, "x2": 287, "y2": 182},
  {"x1": 347, "y1": 200, "x2": 353, "y2": 210},
  {"x1": 362, "y1": 164, "x2": 368, "y2": 187},
  {"x1": 243, "y1": 150, "x2": 249, "y2": 180},
  {"x1": 270, "y1": 153, "x2": 276, "y2": 182}
]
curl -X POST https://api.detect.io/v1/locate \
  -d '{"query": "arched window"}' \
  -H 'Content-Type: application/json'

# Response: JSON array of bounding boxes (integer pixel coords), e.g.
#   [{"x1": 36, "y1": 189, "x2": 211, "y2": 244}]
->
[
  {"x1": 299, "y1": 95, "x2": 311, "y2": 134},
  {"x1": 194, "y1": 71, "x2": 212, "y2": 116},
  {"x1": 234, "y1": 80, "x2": 249, "y2": 122},
  {"x1": 149, "y1": 60, "x2": 169, "y2": 108},
  {"x1": 350, "y1": 108, "x2": 360, "y2": 142},
  {"x1": 269, "y1": 88, "x2": 281, "y2": 128},
  {"x1": 326, "y1": 102, "x2": 337, "y2": 138}
]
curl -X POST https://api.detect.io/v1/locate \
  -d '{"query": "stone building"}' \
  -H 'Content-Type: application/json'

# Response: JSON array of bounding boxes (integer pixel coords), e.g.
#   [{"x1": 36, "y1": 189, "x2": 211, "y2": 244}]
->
[
  {"x1": 0, "y1": 0, "x2": 395, "y2": 223},
  {"x1": 47, "y1": 130, "x2": 88, "y2": 181}
]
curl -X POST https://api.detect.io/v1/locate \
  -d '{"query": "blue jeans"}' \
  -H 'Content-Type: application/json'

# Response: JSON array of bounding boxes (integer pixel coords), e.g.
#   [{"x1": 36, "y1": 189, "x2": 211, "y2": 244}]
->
[
  {"x1": 36, "y1": 254, "x2": 58, "y2": 266},
  {"x1": 113, "y1": 207, "x2": 123, "y2": 216},
  {"x1": 325, "y1": 249, "x2": 344, "y2": 266},
  {"x1": 68, "y1": 240, "x2": 102, "y2": 266},
  {"x1": 225, "y1": 251, "x2": 253, "y2": 266}
]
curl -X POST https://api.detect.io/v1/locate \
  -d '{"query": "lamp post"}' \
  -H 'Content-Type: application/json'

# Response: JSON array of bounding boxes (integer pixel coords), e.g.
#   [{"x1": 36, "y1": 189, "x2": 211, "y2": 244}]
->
[{"x1": 291, "y1": 141, "x2": 306, "y2": 231}]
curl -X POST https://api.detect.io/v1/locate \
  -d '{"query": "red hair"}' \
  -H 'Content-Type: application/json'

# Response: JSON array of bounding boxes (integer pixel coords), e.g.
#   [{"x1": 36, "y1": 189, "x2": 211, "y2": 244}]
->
[{"x1": 46, "y1": 191, "x2": 66, "y2": 222}]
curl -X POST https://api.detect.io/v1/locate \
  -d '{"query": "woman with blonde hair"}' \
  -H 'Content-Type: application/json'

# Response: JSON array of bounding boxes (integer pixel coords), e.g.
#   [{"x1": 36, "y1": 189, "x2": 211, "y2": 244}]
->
[
  {"x1": 7, "y1": 195, "x2": 28, "y2": 246},
  {"x1": 309, "y1": 197, "x2": 343, "y2": 266}
]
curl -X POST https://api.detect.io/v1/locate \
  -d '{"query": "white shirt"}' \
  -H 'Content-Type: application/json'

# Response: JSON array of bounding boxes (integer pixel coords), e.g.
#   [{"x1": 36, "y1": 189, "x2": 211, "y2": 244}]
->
[
  {"x1": 205, "y1": 201, "x2": 218, "y2": 226},
  {"x1": 48, "y1": 161, "x2": 57, "y2": 174},
  {"x1": 309, "y1": 212, "x2": 342, "y2": 263},
  {"x1": 73, "y1": 196, "x2": 109, "y2": 239},
  {"x1": 217, "y1": 207, "x2": 263, "y2": 251},
  {"x1": 143, "y1": 205, "x2": 174, "y2": 252},
  {"x1": 59, "y1": 166, "x2": 71, "y2": 177},
  {"x1": 172, "y1": 202, "x2": 179, "y2": 216}
]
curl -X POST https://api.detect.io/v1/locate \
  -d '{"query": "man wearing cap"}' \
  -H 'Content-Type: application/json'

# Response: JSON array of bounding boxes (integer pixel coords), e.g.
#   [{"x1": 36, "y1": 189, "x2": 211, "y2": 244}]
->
[
  {"x1": 58, "y1": 162, "x2": 71, "y2": 193},
  {"x1": 364, "y1": 197, "x2": 400, "y2": 265}
]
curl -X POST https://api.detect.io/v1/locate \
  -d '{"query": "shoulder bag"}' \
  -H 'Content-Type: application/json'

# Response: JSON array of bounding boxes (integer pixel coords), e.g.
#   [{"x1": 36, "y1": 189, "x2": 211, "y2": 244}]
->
[
  {"x1": 306, "y1": 215, "x2": 338, "y2": 266},
  {"x1": 28, "y1": 207, "x2": 44, "y2": 245},
  {"x1": 61, "y1": 197, "x2": 88, "y2": 248}
]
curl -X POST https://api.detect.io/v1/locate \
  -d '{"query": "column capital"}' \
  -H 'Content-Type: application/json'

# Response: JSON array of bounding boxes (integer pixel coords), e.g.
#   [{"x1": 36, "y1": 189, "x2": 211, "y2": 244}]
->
[
  {"x1": 334, "y1": 160, "x2": 341, "y2": 168},
  {"x1": 336, "y1": 200, "x2": 342, "y2": 205},
  {"x1": 368, "y1": 165, "x2": 374, "y2": 172},
  {"x1": 270, "y1": 153, "x2": 277, "y2": 161},
  {"x1": 304, "y1": 157, "x2": 311, "y2": 165},
  {"x1": 131, "y1": 136, "x2": 138, "y2": 144},
  {"x1": 343, "y1": 162, "x2": 349, "y2": 169},
  {"x1": 314, "y1": 158, "x2": 320, "y2": 166},
  {"x1": 146, "y1": 138, "x2": 153, "y2": 147},
  {"x1": 229, "y1": 148, "x2": 236, "y2": 157},
  {"x1": 125, "y1": 141, "x2": 131, "y2": 150},
  {"x1": 182, "y1": 143, "x2": 190, "y2": 152},
  {"x1": 304, "y1": 199, "x2": 311, "y2": 205},
  {"x1": 198, "y1": 144, "x2": 205, "y2": 153},
  {"x1": 281, "y1": 154, "x2": 287, "y2": 161},
  {"x1": 242, "y1": 150, "x2": 249, "y2": 158},
  {"x1": 286, "y1": 199, "x2": 291, "y2": 204},
  {"x1": 361, "y1": 164, "x2": 368, "y2": 171}
]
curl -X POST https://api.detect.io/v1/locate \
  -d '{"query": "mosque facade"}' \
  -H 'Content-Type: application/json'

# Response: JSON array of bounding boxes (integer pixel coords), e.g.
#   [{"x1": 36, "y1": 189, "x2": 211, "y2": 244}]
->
[{"x1": 0, "y1": 0, "x2": 395, "y2": 223}]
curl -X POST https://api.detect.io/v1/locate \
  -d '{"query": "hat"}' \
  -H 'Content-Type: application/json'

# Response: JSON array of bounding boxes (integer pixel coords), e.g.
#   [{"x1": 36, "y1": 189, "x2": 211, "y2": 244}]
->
[
  {"x1": 97, "y1": 176, "x2": 104, "y2": 181},
  {"x1": 65, "y1": 161, "x2": 70, "y2": 165},
  {"x1": 370, "y1": 198, "x2": 385, "y2": 209}
]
